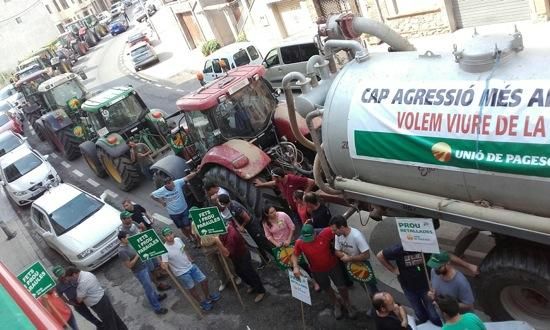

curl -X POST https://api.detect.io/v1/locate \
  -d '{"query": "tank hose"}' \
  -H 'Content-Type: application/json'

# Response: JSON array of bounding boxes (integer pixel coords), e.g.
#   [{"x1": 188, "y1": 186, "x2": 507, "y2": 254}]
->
[
  {"x1": 313, "y1": 155, "x2": 341, "y2": 195},
  {"x1": 282, "y1": 72, "x2": 316, "y2": 151}
]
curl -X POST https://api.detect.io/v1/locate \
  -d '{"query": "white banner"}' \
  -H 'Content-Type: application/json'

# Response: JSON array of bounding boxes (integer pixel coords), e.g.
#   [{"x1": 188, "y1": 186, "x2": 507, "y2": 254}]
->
[
  {"x1": 395, "y1": 218, "x2": 439, "y2": 254},
  {"x1": 288, "y1": 270, "x2": 311, "y2": 305}
]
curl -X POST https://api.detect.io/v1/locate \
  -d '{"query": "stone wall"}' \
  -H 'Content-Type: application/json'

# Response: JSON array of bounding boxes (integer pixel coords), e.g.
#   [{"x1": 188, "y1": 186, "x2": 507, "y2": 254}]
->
[{"x1": 384, "y1": 9, "x2": 451, "y2": 39}]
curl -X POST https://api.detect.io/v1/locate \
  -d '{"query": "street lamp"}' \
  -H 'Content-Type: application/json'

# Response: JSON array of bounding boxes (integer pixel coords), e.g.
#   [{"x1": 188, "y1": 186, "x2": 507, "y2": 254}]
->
[{"x1": 138, "y1": 0, "x2": 160, "y2": 41}]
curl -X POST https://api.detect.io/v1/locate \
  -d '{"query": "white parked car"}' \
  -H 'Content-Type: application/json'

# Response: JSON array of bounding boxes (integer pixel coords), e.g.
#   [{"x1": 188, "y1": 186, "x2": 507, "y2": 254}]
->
[
  {"x1": 30, "y1": 183, "x2": 121, "y2": 271},
  {"x1": 0, "y1": 131, "x2": 27, "y2": 159},
  {"x1": 0, "y1": 146, "x2": 60, "y2": 206},
  {"x1": 0, "y1": 84, "x2": 25, "y2": 111},
  {"x1": 97, "y1": 11, "x2": 112, "y2": 25}
]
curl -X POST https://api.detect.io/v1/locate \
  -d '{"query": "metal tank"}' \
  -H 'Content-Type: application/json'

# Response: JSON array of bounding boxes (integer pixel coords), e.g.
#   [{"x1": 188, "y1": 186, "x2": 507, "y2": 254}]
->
[{"x1": 320, "y1": 30, "x2": 550, "y2": 218}]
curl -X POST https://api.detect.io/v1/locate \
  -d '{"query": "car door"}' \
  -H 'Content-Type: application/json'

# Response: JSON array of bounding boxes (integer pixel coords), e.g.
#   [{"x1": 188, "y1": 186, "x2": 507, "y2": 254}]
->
[
  {"x1": 30, "y1": 206, "x2": 56, "y2": 248},
  {"x1": 203, "y1": 59, "x2": 224, "y2": 82},
  {"x1": 263, "y1": 48, "x2": 283, "y2": 88},
  {"x1": 246, "y1": 45, "x2": 262, "y2": 65}
]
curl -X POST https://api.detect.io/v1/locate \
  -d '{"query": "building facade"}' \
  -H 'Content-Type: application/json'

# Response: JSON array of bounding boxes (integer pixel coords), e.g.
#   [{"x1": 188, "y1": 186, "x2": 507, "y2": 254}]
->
[{"x1": 0, "y1": 0, "x2": 61, "y2": 72}]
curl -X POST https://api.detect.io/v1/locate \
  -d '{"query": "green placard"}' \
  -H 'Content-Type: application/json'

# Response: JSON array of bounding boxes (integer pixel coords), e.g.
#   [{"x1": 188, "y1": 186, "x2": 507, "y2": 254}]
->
[
  {"x1": 17, "y1": 261, "x2": 56, "y2": 298},
  {"x1": 127, "y1": 229, "x2": 168, "y2": 261},
  {"x1": 189, "y1": 207, "x2": 227, "y2": 236}
]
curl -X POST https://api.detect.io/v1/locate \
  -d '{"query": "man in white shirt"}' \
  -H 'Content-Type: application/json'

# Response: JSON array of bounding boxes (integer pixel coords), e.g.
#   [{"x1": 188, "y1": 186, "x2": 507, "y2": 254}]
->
[
  {"x1": 330, "y1": 215, "x2": 379, "y2": 298},
  {"x1": 160, "y1": 227, "x2": 221, "y2": 311},
  {"x1": 65, "y1": 267, "x2": 127, "y2": 330}
]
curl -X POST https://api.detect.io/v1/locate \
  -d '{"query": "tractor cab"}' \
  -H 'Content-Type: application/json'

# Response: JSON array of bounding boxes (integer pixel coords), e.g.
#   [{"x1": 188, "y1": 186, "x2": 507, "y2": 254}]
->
[
  {"x1": 38, "y1": 73, "x2": 88, "y2": 114},
  {"x1": 175, "y1": 65, "x2": 278, "y2": 159},
  {"x1": 17, "y1": 56, "x2": 52, "y2": 74},
  {"x1": 14, "y1": 70, "x2": 51, "y2": 113}
]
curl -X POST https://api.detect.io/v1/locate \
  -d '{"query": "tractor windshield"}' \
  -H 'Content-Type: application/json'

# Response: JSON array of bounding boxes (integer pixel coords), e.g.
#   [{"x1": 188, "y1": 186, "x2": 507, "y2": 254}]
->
[
  {"x1": 44, "y1": 80, "x2": 85, "y2": 109},
  {"x1": 185, "y1": 110, "x2": 223, "y2": 155},
  {"x1": 213, "y1": 79, "x2": 277, "y2": 139},
  {"x1": 98, "y1": 94, "x2": 146, "y2": 132}
]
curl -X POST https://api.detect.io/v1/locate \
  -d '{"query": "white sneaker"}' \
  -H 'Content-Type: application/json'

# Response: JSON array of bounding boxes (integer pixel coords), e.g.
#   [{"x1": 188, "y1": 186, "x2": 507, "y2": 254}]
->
[
  {"x1": 218, "y1": 281, "x2": 227, "y2": 292},
  {"x1": 234, "y1": 277, "x2": 242, "y2": 285}
]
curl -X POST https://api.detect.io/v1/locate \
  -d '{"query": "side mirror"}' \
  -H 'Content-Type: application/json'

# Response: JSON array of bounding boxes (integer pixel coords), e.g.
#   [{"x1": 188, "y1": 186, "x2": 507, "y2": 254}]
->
[
  {"x1": 262, "y1": 61, "x2": 267, "y2": 68},
  {"x1": 41, "y1": 231, "x2": 54, "y2": 238},
  {"x1": 43, "y1": 154, "x2": 49, "y2": 160}
]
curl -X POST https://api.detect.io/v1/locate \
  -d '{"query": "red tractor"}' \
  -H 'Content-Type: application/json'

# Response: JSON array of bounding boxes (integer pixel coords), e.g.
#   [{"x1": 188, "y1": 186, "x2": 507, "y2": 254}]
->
[{"x1": 151, "y1": 65, "x2": 314, "y2": 217}]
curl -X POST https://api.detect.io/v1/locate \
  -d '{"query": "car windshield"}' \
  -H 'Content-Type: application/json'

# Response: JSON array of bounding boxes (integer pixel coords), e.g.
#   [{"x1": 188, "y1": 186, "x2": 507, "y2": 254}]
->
[
  {"x1": 128, "y1": 33, "x2": 144, "y2": 43},
  {"x1": 213, "y1": 78, "x2": 276, "y2": 139},
  {"x1": 0, "y1": 113, "x2": 11, "y2": 126},
  {"x1": 0, "y1": 134, "x2": 21, "y2": 157},
  {"x1": 0, "y1": 102, "x2": 12, "y2": 112},
  {"x1": 0, "y1": 85, "x2": 15, "y2": 100},
  {"x1": 46, "y1": 80, "x2": 85, "y2": 108},
  {"x1": 131, "y1": 45, "x2": 149, "y2": 58},
  {"x1": 49, "y1": 193, "x2": 103, "y2": 235},
  {"x1": 3, "y1": 152, "x2": 42, "y2": 183},
  {"x1": 100, "y1": 94, "x2": 145, "y2": 131}
]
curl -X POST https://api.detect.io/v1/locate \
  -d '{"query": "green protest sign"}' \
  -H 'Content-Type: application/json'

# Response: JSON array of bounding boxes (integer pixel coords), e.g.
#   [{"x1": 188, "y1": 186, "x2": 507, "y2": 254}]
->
[
  {"x1": 189, "y1": 206, "x2": 227, "y2": 236},
  {"x1": 127, "y1": 229, "x2": 168, "y2": 261},
  {"x1": 17, "y1": 262, "x2": 56, "y2": 298}
]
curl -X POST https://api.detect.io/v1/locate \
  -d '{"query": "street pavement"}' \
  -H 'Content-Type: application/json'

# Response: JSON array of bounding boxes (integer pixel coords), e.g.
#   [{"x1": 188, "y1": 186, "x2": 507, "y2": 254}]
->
[{"x1": 4, "y1": 8, "x2": 542, "y2": 329}]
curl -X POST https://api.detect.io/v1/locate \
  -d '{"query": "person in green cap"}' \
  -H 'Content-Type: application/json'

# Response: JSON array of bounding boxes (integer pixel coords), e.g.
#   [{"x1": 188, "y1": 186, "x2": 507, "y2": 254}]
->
[
  {"x1": 119, "y1": 210, "x2": 142, "y2": 235},
  {"x1": 427, "y1": 251, "x2": 475, "y2": 313},
  {"x1": 291, "y1": 224, "x2": 358, "y2": 320},
  {"x1": 160, "y1": 227, "x2": 221, "y2": 311},
  {"x1": 52, "y1": 265, "x2": 103, "y2": 328}
]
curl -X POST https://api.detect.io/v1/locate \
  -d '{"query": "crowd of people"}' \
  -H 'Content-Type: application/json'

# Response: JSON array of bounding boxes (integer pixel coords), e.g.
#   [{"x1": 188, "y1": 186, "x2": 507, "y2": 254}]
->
[{"x1": 42, "y1": 167, "x2": 484, "y2": 330}]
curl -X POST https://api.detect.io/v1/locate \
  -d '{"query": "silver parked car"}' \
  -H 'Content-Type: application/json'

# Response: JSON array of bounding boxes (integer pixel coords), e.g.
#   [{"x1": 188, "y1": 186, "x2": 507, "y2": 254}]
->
[
  {"x1": 129, "y1": 41, "x2": 159, "y2": 71},
  {"x1": 30, "y1": 183, "x2": 121, "y2": 270},
  {"x1": 262, "y1": 41, "x2": 320, "y2": 89}
]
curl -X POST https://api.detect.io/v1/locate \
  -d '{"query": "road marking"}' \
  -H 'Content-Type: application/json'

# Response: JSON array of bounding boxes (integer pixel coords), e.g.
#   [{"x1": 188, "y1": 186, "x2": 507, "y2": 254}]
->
[
  {"x1": 152, "y1": 213, "x2": 172, "y2": 225},
  {"x1": 140, "y1": 78, "x2": 147, "y2": 82},
  {"x1": 72, "y1": 169, "x2": 84, "y2": 177},
  {"x1": 50, "y1": 153, "x2": 58, "y2": 159},
  {"x1": 177, "y1": 89, "x2": 185, "y2": 93},
  {"x1": 165, "y1": 86, "x2": 173, "y2": 90},
  {"x1": 154, "y1": 83, "x2": 162, "y2": 87},
  {"x1": 104, "y1": 189, "x2": 119, "y2": 199},
  {"x1": 61, "y1": 161, "x2": 71, "y2": 168},
  {"x1": 86, "y1": 178, "x2": 100, "y2": 187}
]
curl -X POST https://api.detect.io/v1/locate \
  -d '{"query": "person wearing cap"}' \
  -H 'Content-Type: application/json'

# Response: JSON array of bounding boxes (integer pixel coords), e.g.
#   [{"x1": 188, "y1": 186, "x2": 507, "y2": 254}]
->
[
  {"x1": 253, "y1": 167, "x2": 315, "y2": 215},
  {"x1": 160, "y1": 227, "x2": 221, "y2": 311},
  {"x1": 292, "y1": 224, "x2": 358, "y2": 320},
  {"x1": 52, "y1": 265, "x2": 103, "y2": 328},
  {"x1": 119, "y1": 210, "x2": 142, "y2": 235},
  {"x1": 122, "y1": 199, "x2": 153, "y2": 230},
  {"x1": 117, "y1": 231, "x2": 168, "y2": 315},
  {"x1": 150, "y1": 172, "x2": 200, "y2": 246},
  {"x1": 65, "y1": 267, "x2": 127, "y2": 330},
  {"x1": 427, "y1": 251, "x2": 475, "y2": 313},
  {"x1": 215, "y1": 221, "x2": 266, "y2": 303}
]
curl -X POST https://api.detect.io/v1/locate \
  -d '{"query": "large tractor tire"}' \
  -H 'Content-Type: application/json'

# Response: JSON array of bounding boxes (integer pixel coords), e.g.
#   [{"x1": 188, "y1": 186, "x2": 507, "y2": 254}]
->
[
  {"x1": 29, "y1": 113, "x2": 45, "y2": 141},
  {"x1": 478, "y1": 243, "x2": 550, "y2": 329},
  {"x1": 79, "y1": 141, "x2": 107, "y2": 178},
  {"x1": 56, "y1": 127, "x2": 81, "y2": 161},
  {"x1": 202, "y1": 166, "x2": 285, "y2": 219},
  {"x1": 96, "y1": 148, "x2": 140, "y2": 191}
]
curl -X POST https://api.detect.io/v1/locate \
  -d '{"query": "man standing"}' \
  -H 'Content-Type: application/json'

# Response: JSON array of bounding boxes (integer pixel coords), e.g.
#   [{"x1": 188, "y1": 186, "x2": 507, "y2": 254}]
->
[
  {"x1": 254, "y1": 167, "x2": 315, "y2": 215},
  {"x1": 203, "y1": 181, "x2": 230, "y2": 205},
  {"x1": 218, "y1": 194, "x2": 272, "y2": 268},
  {"x1": 437, "y1": 295, "x2": 486, "y2": 330},
  {"x1": 0, "y1": 219, "x2": 16, "y2": 240},
  {"x1": 119, "y1": 211, "x2": 142, "y2": 235},
  {"x1": 52, "y1": 266, "x2": 103, "y2": 329},
  {"x1": 330, "y1": 216, "x2": 378, "y2": 296},
  {"x1": 291, "y1": 224, "x2": 357, "y2": 320},
  {"x1": 160, "y1": 227, "x2": 220, "y2": 311},
  {"x1": 129, "y1": 140, "x2": 154, "y2": 180},
  {"x1": 65, "y1": 267, "x2": 127, "y2": 330},
  {"x1": 40, "y1": 288, "x2": 79, "y2": 329},
  {"x1": 122, "y1": 199, "x2": 153, "y2": 230},
  {"x1": 150, "y1": 172, "x2": 200, "y2": 245},
  {"x1": 303, "y1": 193, "x2": 331, "y2": 230},
  {"x1": 117, "y1": 231, "x2": 168, "y2": 315},
  {"x1": 215, "y1": 221, "x2": 266, "y2": 303},
  {"x1": 427, "y1": 251, "x2": 475, "y2": 313},
  {"x1": 372, "y1": 291, "x2": 412, "y2": 330}
]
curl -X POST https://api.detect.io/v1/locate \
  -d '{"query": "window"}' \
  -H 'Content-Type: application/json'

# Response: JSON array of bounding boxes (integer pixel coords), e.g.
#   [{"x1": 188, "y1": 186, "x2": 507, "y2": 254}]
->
[
  {"x1": 3, "y1": 153, "x2": 43, "y2": 183},
  {"x1": 0, "y1": 134, "x2": 23, "y2": 157},
  {"x1": 233, "y1": 49, "x2": 250, "y2": 66},
  {"x1": 32, "y1": 209, "x2": 51, "y2": 232},
  {"x1": 298, "y1": 43, "x2": 319, "y2": 62},
  {"x1": 45, "y1": 4, "x2": 52, "y2": 14},
  {"x1": 50, "y1": 193, "x2": 103, "y2": 235},
  {"x1": 247, "y1": 46, "x2": 260, "y2": 60},
  {"x1": 52, "y1": 0, "x2": 61, "y2": 12},
  {"x1": 59, "y1": 0, "x2": 69, "y2": 10},
  {"x1": 280, "y1": 45, "x2": 300, "y2": 64},
  {"x1": 212, "y1": 59, "x2": 222, "y2": 73},
  {"x1": 264, "y1": 49, "x2": 279, "y2": 67},
  {"x1": 203, "y1": 60, "x2": 213, "y2": 73},
  {"x1": 15, "y1": 17, "x2": 22, "y2": 24}
]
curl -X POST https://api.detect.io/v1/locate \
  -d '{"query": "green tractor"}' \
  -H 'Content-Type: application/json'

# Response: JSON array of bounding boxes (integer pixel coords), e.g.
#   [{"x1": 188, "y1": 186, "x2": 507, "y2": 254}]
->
[
  {"x1": 35, "y1": 72, "x2": 90, "y2": 160},
  {"x1": 78, "y1": 86, "x2": 172, "y2": 191},
  {"x1": 82, "y1": 14, "x2": 109, "y2": 38}
]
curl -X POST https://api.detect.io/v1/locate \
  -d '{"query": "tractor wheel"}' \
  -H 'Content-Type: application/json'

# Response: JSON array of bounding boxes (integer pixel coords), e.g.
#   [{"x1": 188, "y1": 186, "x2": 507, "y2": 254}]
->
[
  {"x1": 56, "y1": 127, "x2": 82, "y2": 161},
  {"x1": 79, "y1": 142, "x2": 107, "y2": 178},
  {"x1": 202, "y1": 166, "x2": 286, "y2": 219},
  {"x1": 38, "y1": 120, "x2": 63, "y2": 152},
  {"x1": 28, "y1": 113, "x2": 45, "y2": 141},
  {"x1": 96, "y1": 148, "x2": 140, "y2": 191},
  {"x1": 85, "y1": 35, "x2": 97, "y2": 47},
  {"x1": 478, "y1": 243, "x2": 550, "y2": 328}
]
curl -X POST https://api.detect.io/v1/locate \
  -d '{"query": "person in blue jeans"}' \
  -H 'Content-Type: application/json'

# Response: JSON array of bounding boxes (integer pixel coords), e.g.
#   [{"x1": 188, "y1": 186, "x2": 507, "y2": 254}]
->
[
  {"x1": 117, "y1": 231, "x2": 169, "y2": 315},
  {"x1": 160, "y1": 227, "x2": 221, "y2": 311},
  {"x1": 151, "y1": 172, "x2": 200, "y2": 246}
]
